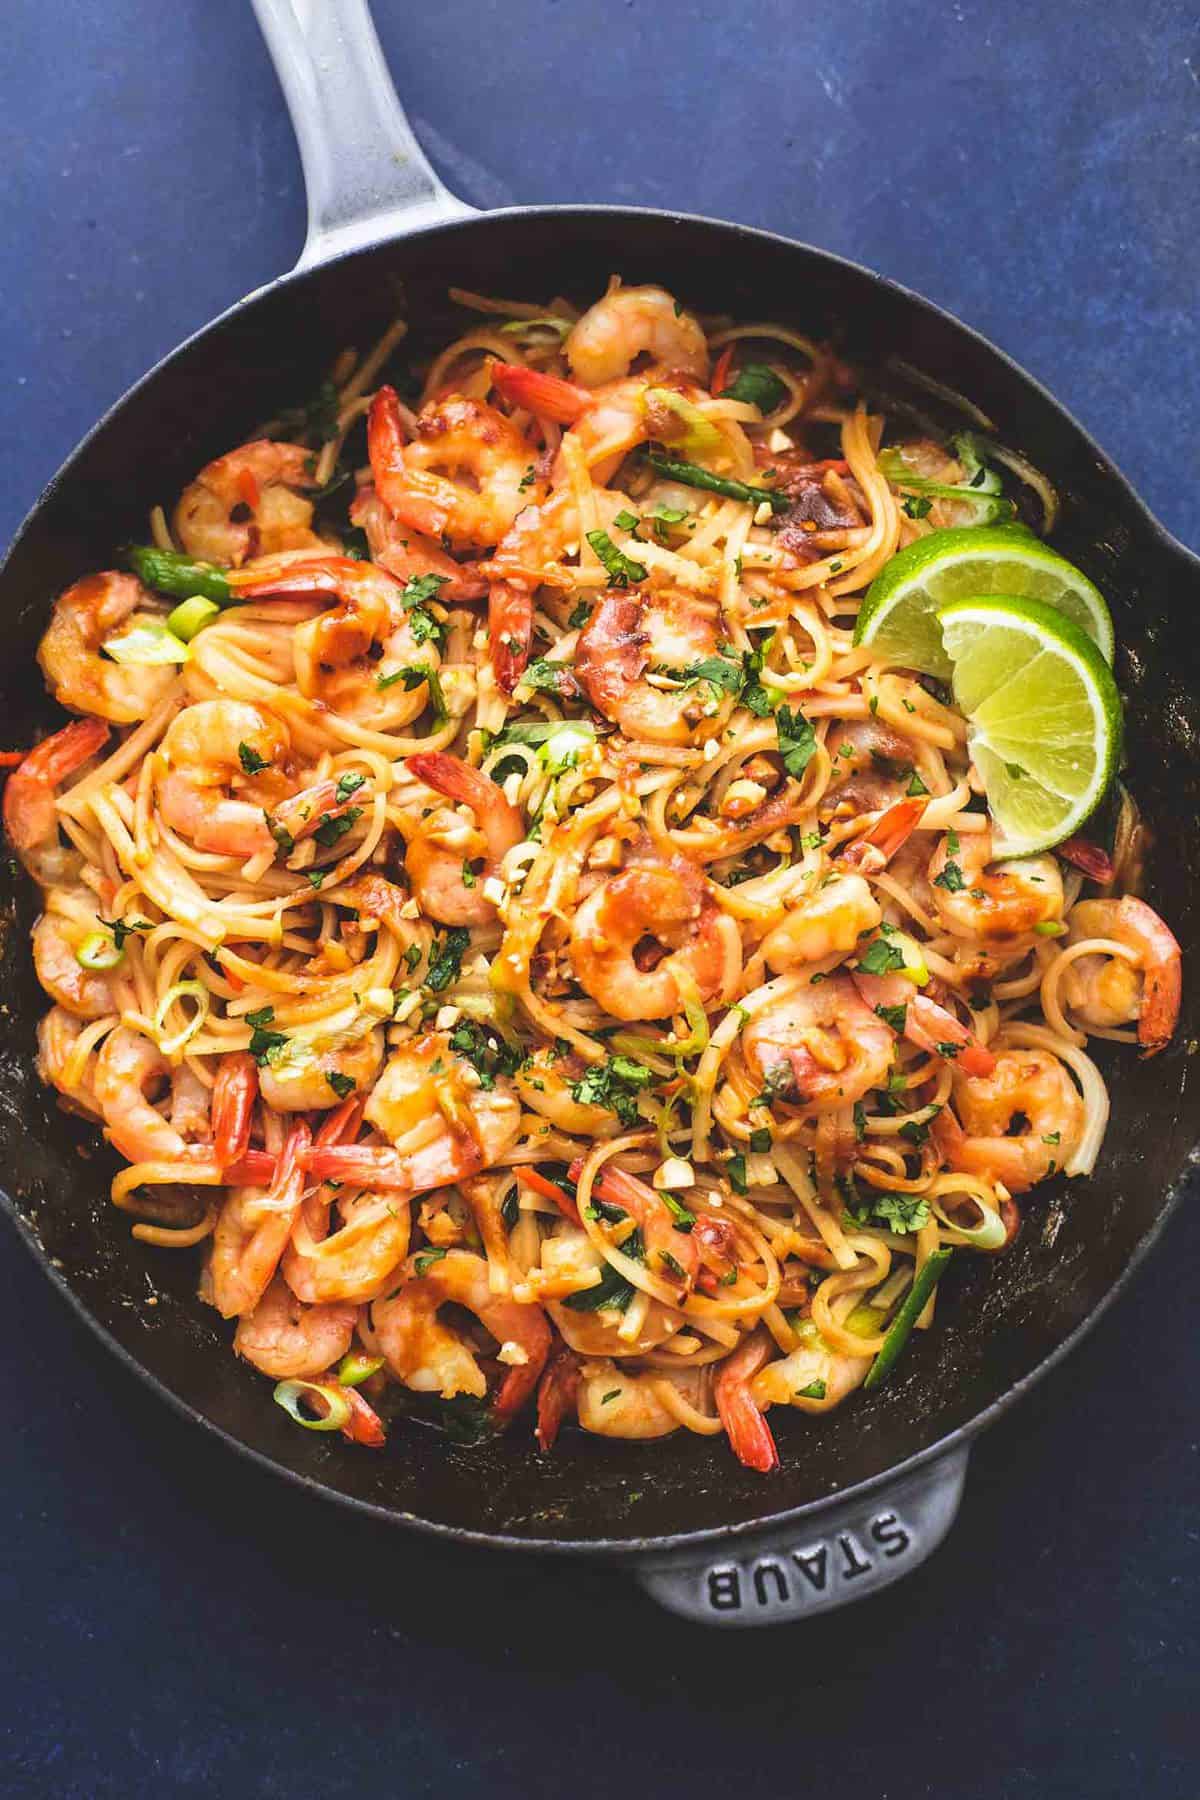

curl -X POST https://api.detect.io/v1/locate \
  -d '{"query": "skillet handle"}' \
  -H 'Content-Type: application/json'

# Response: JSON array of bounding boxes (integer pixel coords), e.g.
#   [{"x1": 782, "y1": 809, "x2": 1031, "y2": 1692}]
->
[
  {"x1": 633, "y1": 1445, "x2": 970, "y2": 1627},
  {"x1": 251, "y1": 0, "x2": 474, "y2": 269}
]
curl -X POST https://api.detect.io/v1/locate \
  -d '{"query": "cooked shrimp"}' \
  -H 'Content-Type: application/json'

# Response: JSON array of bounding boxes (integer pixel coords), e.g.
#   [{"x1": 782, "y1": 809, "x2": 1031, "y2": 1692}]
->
[
  {"x1": 565, "y1": 284, "x2": 709, "y2": 387},
  {"x1": 824, "y1": 716, "x2": 919, "y2": 812},
  {"x1": 758, "y1": 872, "x2": 882, "y2": 974},
  {"x1": 367, "y1": 386, "x2": 532, "y2": 551},
  {"x1": 714, "y1": 1331, "x2": 779, "y2": 1472},
  {"x1": 489, "y1": 360, "x2": 595, "y2": 425},
  {"x1": 233, "y1": 1275, "x2": 355, "y2": 1379},
  {"x1": 350, "y1": 485, "x2": 486, "y2": 601},
  {"x1": 37, "y1": 571, "x2": 177, "y2": 724},
  {"x1": 257, "y1": 1028, "x2": 386, "y2": 1114},
  {"x1": 752, "y1": 1330, "x2": 872, "y2": 1414},
  {"x1": 572, "y1": 1162, "x2": 702, "y2": 1300},
  {"x1": 576, "y1": 588, "x2": 723, "y2": 746},
  {"x1": 93, "y1": 1028, "x2": 183, "y2": 1163},
  {"x1": 934, "y1": 1048, "x2": 1084, "y2": 1192},
  {"x1": 209, "y1": 1120, "x2": 310, "y2": 1318},
  {"x1": 4, "y1": 717, "x2": 110, "y2": 886},
  {"x1": 575, "y1": 1360, "x2": 683, "y2": 1440},
  {"x1": 371, "y1": 1247, "x2": 551, "y2": 1417},
  {"x1": 514, "y1": 1045, "x2": 619, "y2": 1137},
  {"x1": 742, "y1": 972, "x2": 895, "y2": 1111},
  {"x1": 404, "y1": 751, "x2": 524, "y2": 926},
  {"x1": 851, "y1": 967, "x2": 995, "y2": 1076},
  {"x1": 283, "y1": 1184, "x2": 410, "y2": 1305},
  {"x1": 31, "y1": 910, "x2": 116, "y2": 1019},
  {"x1": 211, "y1": 1053, "x2": 257, "y2": 1166},
  {"x1": 158, "y1": 700, "x2": 362, "y2": 860},
  {"x1": 310, "y1": 1034, "x2": 522, "y2": 1193},
  {"x1": 929, "y1": 829, "x2": 1063, "y2": 941},
  {"x1": 36, "y1": 1005, "x2": 102, "y2": 1116},
  {"x1": 173, "y1": 440, "x2": 320, "y2": 566},
  {"x1": 1062, "y1": 896, "x2": 1181, "y2": 1056},
  {"x1": 535, "y1": 1340, "x2": 582, "y2": 1451},
  {"x1": 568, "y1": 849, "x2": 741, "y2": 1022}
]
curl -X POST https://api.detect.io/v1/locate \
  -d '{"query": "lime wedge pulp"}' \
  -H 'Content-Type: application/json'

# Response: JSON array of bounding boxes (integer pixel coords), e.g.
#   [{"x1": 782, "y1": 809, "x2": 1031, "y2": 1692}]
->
[
  {"x1": 937, "y1": 595, "x2": 1122, "y2": 856},
  {"x1": 854, "y1": 525, "x2": 1114, "y2": 679}
]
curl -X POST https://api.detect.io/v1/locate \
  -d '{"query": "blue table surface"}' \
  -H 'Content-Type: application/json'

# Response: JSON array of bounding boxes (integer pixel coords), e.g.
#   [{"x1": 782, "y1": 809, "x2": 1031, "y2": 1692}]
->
[{"x1": 3, "y1": 3, "x2": 1198, "y2": 1794}]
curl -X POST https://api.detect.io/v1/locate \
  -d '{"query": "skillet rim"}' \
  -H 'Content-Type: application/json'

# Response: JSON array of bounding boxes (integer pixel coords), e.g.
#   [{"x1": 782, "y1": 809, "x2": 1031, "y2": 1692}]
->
[{"x1": 1, "y1": 200, "x2": 1196, "y2": 1558}]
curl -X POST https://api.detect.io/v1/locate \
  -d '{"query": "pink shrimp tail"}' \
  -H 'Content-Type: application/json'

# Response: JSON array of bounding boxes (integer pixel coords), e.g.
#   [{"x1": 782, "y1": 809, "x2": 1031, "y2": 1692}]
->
[
  {"x1": 488, "y1": 581, "x2": 533, "y2": 695},
  {"x1": 714, "y1": 1333, "x2": 779, "y2": 1474},
  {"x1": 535, "y1": 1340, "x2": 582, "y2": 1452},
  {"x1": 840, "y1": 796, "x2": 926, "y2": 872},
  {"x1": 489, "y1": 361, "x2": 594, "y2": 425},
  {"x1": 211, "y1": 1053, "x2": 258, "y2": 1168}
]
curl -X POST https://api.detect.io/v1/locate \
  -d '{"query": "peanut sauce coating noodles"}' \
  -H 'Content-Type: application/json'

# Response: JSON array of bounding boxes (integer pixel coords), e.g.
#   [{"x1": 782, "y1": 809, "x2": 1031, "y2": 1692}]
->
[{"x1": 4, "y1": 279, "x2": 1182, "y2": 1470}]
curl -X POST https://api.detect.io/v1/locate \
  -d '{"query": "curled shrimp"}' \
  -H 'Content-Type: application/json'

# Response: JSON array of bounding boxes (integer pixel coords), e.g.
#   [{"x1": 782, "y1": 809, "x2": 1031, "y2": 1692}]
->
[
  {"x1": 37, "y1": 571, "x2": 177, "y2": 724},
  {"x1": 825, "y1": 716, "x2": 920, "y2": 812},
  {"x1": 489, "y1": 360, "x2": 594, "y2": 424},
  {"x1": 233, "y1": 1276, "x2": 356, "y2": 1380},
  {"x1": 514, "y1": 1045, "x2": 619, "y2": 1138},
  {"x1": 568, "y1": 849, "x2": 741, "y2": 1022},
  {"x1": 565, "y1": 283, "x2": 709, "y2": 387},
  {"x1": 852, "y1": 967, "x2": 995, "y2": 1077},
  {"x1": 31, "y1": 909, "x2": 117, "y2": 1020},
  {"x1": 571, "y1": 1162, "x2": 702, "y2": 1301},
  {"x1": 752, "y1": 1331, "x2": 872, "y2": 1415},
  {"x1": 4, "y1": 717, "x2": 110, "y2": 886},
  {"x1": 929, "y1": 829, "x2": 1063, "y2": 941},
  {"x1": 283, "y1": 1188, "x2": 410, "y2": 1305},
  {"x1": 404, "y1": 751, "x2": 524, "y2": 926},
  {"x1": 742, "y1": 972, "x2": 895, "y2": 1111},
  {"x1": 36, "y1": 1005, "x2": 103, "y2": 1118},
  {"x1": 211, "y1": 1053, "x2": 257, "y2": 1166},
  {"x1": 234, "y1": 552, "x2": 443, "y2": 729},
  {"x1": 257, "y1": 1029, "x2": 386, "y2": 1114},
  {"x1": 173, "y1": 440, "x2": 320, "y2": 566},
  {"x1": 350, "y1": 486, "x2": 486, "y2": 602},
  {"x1": 209, "y1": 1120, "x2": 311, "y2": 1318},
  {"x1": 758, "y1": 872, "x2": 882, "y2": 974},
  {"x1": 933, "y1": 1047, "x2": 1083, "y2": 1192},
  {"x1": 1062, "y1": 896, "x2": 1181, "y2": 1056},
  {"x1": 93, "y1": 1027, "x2": 183, "y2": 1163},
  {"x1": 575, "y1": 1360, "x2": 686, "y2": 1440},
  {"x1": 310, "y1": 1034, "x2": 522, "y2": 1193},
  {"x1": 367, "y1": 385, "x2": 533, "y2": 551},
  {"x1": 370, "y1": 1247, "x2": 551, "y2": 1418},
  {"x1": 575, "y1": 588, "x2": 723, "y2": 745},
  {"x1": 158, "y1": 699, "x2": 363, "y2": 860}
]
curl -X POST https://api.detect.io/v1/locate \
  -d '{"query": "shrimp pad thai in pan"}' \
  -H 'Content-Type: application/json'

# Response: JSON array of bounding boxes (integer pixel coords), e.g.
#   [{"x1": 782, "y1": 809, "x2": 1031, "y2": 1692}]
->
[{"x1": 3, "y1": 277, "x2": 1182, "y2": 1475}]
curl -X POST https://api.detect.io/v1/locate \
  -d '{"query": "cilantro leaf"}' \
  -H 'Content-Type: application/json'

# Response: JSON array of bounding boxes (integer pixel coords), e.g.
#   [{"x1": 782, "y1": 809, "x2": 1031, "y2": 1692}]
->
[
  {"x1": 570, "y1": 1055, "x2": 654, "y2": 1128},
  {"x1": 326, "y1": 1070, "x2": 356, "y2": 1099},
  {"x1": 425, "y1": 927, "x2": 470, "y2": 993},
  {"x1": 245, "y1": 1005, "x2": 289, "y2": 1067},
  {"x1": 719, "y1": 362, "x2": 788, "y2": 413},
  {"x1": 238, "y1": 742, "x2": 268, "y2": 776},
  {"x1": 857, "y1": 936, "x2": 907, "y2": 976},
  {"x1": 776, "y1": 705, "x2": 816, "y2": 778}
]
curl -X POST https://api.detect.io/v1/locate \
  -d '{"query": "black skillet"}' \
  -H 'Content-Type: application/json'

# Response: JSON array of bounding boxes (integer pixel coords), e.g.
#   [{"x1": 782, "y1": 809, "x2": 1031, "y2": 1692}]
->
[{"x1": 1, "y1": 0, "x2": 1196, "y2": 1627}]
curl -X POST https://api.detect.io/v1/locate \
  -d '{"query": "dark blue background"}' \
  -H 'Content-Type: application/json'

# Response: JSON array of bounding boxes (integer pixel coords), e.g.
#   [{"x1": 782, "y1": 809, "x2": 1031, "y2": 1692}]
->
[{"x1": 3, "y1": 3, "x2": 1198, "y2": 1794}]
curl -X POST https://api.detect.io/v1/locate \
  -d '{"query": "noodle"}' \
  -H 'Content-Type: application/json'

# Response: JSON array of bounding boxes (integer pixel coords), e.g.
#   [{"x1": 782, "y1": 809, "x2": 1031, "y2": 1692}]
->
[{"x1": 4, "y1": 275, "x2": 1179, "y2": 1476}]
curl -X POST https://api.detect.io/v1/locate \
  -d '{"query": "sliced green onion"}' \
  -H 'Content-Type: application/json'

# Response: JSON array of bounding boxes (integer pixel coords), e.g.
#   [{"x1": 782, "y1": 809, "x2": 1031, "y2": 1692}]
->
[
  {"x1": 931, "y1": 1195, "x2": 1008, "y2": 1251},
  {"x1": 166, "y1": 595, "x2": 221, "y2": 641},
  {"x1": 844, "y1": 1301, "x2": 888, "y2": 1339},
  {"x1": 336, "y1": 1352, "x2": 384, "y2": 1388},
  {"x1": 643, "y1": 387, "x2": 723, "y2": 458},
  {"x1": 126, "y1": 545, "x2": 232, "y2": 604},
  {"x1": 154, "y1": 978, "x2": 209, "y2": 1056},
  {"x1": 499, "y1": 316, "x2": 571, "y2": 338},
  {"x1": 538, "y1": 721, "x2": 594, "y2": 773},
  {"x1": 102, "y1": 622, "x2": 190, "y2": 665},
  {"x1": 644, "y1": 453, "x2": 790, "y2": 513},
  {"x1": 273, "y1": 1379, "x2": 351, "y2": 1432},
  {"x1": 863, "y1": 1248, "x2": 953, "y2": 1389},
  {"x1": 75, "y1": 931, "x2": 123, "y2": 972}
]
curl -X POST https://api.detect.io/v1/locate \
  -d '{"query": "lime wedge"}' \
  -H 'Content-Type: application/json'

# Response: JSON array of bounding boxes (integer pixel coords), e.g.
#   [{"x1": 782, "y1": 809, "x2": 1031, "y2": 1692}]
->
[
  {"x1": 937, "y1": 596, "x2": 1122, "y2": 856},
  {"x1": 854, "y1": 525, "x2": 1114, "y2": 679}
]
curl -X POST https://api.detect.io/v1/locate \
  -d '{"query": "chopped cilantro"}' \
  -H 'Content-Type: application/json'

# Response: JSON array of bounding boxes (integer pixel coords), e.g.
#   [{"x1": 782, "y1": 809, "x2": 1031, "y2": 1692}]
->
[
  {"x1": 795, "y1": 1380, "x2": 827, "y2": 1400},
  {"x1": 238, "y1": 742, "x2": 268, "y2": 776},
  {"x1": 727, "y1": 1153, "x2": 748, "y2": 1194},
  {"x1": 719, "y1": 362, "x2": 788, "y2": 413},
  {"x1": 563, "y1": 1263, "x2": 636, "y2": 1313},
  {"x1": 875, "y1": 1001, "x2": 908, "y2": 1033},
  {"x1": 245, "y1": 1005, "x2": 289, "y2": 1067},
  {"x1": 335, "y1": 771, "x2": 366, "y2": 804},
  {"x1": 425, "y1": 927, "x2": 470, "y2": 993},
  {"x1": 844, "y1": 1192, "x2": 931, "y2": 1234},
  {"x1": 933, "y1": 860, "x2": 966, "y2": 893},
  {"x1": 776, "y1": 705, "x2": 816, "y2": 779},
  {"x1": 414, "y1": 1246, "x2": 448, "y2": 1275},
  {"x1": 567, "y1": 599, "x2": 592, "y2": 630},
  {"x1": 570, "y1": 1055, "x2": 654, "y2": 1127},
  {"x1": 662, "y1": 1192, "x2": 696, "y2": 1232},
  {"x1": 857, "y1": 936, "x2": 907, "y2": 976},
  {"x1": 326, "y1": 1070, "x2": 356, "y2": 1099},
  {"x1": 313, "y1": 806, "x2": 362, "y2": 848}
]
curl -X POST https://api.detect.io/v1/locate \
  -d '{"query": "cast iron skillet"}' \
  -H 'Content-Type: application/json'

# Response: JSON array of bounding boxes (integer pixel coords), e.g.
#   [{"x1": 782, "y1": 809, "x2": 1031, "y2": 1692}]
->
[{"x1": 1, "y1": 0, "x2": 1197, "y2": 1626}]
